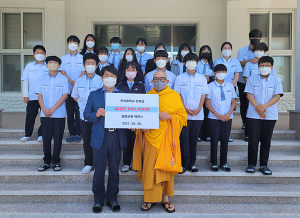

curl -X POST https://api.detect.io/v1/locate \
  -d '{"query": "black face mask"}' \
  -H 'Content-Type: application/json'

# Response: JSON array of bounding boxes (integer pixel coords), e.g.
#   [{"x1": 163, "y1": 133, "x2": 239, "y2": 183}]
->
[
  {"x1": 250, "y1": 38, "x2": 260, "y2": 46},
  {"x1": 202, "y1": 52, "x2": 211, "y2": 60}
]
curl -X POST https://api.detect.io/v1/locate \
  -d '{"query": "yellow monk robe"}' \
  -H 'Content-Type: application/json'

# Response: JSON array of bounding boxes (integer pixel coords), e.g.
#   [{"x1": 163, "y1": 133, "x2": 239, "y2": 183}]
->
[{"x1": 132, "y1": 86, "x2": 187, "y2": 202}]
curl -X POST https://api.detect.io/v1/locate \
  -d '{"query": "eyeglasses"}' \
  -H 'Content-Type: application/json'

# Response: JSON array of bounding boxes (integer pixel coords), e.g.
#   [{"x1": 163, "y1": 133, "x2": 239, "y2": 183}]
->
[{"x1": 153, "y1": 77, "x2": 167, "y2": 82}]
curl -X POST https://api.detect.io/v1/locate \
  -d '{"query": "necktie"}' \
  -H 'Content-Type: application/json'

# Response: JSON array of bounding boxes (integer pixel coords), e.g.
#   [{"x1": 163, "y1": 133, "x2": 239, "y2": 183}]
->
[
  {"x1": 203, "y1": 64, "x2": 206, "y2": 74},
  {"x1": 139, "y1": 55, "x2": 142, "y2": 65},
  {"x1": 220, "y1": 86, "x2": 226, "y2": 101},
  {"x1": 129, "y1": 82, "x2": 133, "y2": 90},
  {"x1": 112, "y1": 54, "x2": 115, "y2": 65}
]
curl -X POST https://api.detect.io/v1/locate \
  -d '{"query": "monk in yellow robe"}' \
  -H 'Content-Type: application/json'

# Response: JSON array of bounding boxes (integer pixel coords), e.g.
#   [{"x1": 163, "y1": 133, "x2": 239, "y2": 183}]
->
[{"x1": 132, "y1": 71, "x2": 187, "y2": 213}]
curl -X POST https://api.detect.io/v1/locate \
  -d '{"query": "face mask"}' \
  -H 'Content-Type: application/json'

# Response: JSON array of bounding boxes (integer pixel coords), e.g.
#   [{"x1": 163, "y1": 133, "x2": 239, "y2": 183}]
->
[
  {"x1": 186, "y1": 61, "x2": 197, "y2": 71},
  {"x1": 125, "y1": 71, "x2": 137, "y2": 81},
  {"x1": 254, "y1": 51, "x2": 264, "y2": 59},
  {"x1": 35, "y1": 54, "x2": 45, "y2": 62},
  {"x1": 99, "y1": 55, "x2": 108, "y2": 63},
  {"x1": 47, "y1": 63, "x2": 59, "y2": 71},
  {"x1": 202, "y1": 52, "x2": 211, "y2": 60},
  {"x1": 137, "y1": 46, "x2": 145, "y2": 52},
  {"x1": 222, "y1": 50, "x2": 231, "y2": 58},
  {"x1": 259, "y1": 67, "x2": 271, "y2": 76},
  {"x1": 103, "y1": 77, "x2": 116, "y2": 88},
  {"x1": 86, "y1": 41, "x2": 95, "y2": 48},
  {"x1": 85, "y1": 65, "x2": 96, "y2": 74},
  {"x1": 216, "y1": 72, "x2": 226, "y2": 80},
  {"x1": 111, "y1": 43, "x2": 120, "y2": 50},
  {"x1": 68, "y1": 43, "x2": 78, "y2": 51},
  {"x1": 181, "y1": 51, "x2": 189, "y2": 57},
  {"x1": 251, "y1": 38, "x2": 260, "y2": 46},
  {"x1": 156, "y1": 59, "x2": 167, "y2": 68},
  {"x1": 126, "y1": 55, "x2": 133, "y2": 62},
  {"x1": 153, "y1": 80, "x2": 167, "y2": 91}
]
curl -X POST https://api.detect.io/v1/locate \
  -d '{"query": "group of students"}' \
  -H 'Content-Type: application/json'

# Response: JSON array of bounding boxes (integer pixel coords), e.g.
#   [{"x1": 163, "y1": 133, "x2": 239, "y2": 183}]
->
[{"x1": 20, "y1": 29, "x2": 282, "y2": 179}]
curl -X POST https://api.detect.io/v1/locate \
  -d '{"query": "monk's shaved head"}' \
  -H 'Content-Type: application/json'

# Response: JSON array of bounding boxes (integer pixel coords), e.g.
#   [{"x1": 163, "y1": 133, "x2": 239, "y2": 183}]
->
[{"x1": 153, "y1": 70, "x2": 167, "y2": 79}]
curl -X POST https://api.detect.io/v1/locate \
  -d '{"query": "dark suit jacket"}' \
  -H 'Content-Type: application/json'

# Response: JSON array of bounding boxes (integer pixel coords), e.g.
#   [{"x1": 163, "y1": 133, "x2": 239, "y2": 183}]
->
[{"x1": 83, "y1": 88, "x2": 127, "y2": 150}]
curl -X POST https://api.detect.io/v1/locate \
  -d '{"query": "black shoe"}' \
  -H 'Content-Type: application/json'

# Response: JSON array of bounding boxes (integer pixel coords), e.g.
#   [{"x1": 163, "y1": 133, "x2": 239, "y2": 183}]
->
[
  {"x1": 38, "y1": 164, "x2": 50, "y2": 172},
  {"x1": 228, "y1": 137, "x2": 233, "y2": 142},
  {"x1": 211, "y1": 165, "x2": 218, "y2": 172},
  {"x1": 197, "y1": 137, "x2": 202, "y2": 142},
  {"x1": 242, "y1": 124, "x2": 246, "y2": 129},
  {"x1": 189, "y1": 166, "x2": 198, "y2": 172},
  {"x1": 205, "y1": 137, "x2": 211, "y2": 142},
  {"x1": 93, "y1": 203, "x2": 103, "y2": 213},
  {"x1": 246, "y1": 165, "x2": 255, "y2": 173},
  {"x1": 259, "y1": 166, "x2": 272, "y2": 175},
  {"x1": 219, "y1": 164, "x2": 231, "y2": 172},
  {"x1": 244, "y1": 136, "x2": 249, "y2": 142},
  {"x1": 179, "y1": 167, "x2": 187, "y2": 174},
  {"x1": 107, "y1": 201, "x2": 120, "y2": 212}
]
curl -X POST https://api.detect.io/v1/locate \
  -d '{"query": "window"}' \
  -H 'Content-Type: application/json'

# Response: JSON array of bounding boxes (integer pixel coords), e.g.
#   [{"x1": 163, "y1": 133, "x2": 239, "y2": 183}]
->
[
  {"x1": 0, "y1": 12, "x2": 43, "y2": 92},
  {"x1": 94, "y1": 24, "x2": 196, "y2": 61},
  {"x1": 250, "y1": 12, "x2": 294, "y2": 93}
]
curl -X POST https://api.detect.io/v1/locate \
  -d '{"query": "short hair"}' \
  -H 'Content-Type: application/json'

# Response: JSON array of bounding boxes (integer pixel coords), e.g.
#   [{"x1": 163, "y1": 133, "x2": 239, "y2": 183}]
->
[
  {"x1": 221, "y1": 42, "x2": 232, "y2": 50},
  {"x1": 136, "y1": 38, "x2": 147, "y2": 46},
  {"x1": 97, "y1": 46, "x2": 108, "y2": 55},
  {"x1": 154, "y1": 43, "x2": 166, "y2": 52},
  {"x1": 253, "y1": 42, "x2": 268, "y2": 52},
  {"x1": 249, "y1": 29, "x2": 263, "y2": 38},
  {"x1": 67, "y1": 35, "x2": 80, "y2": 44},
  {"x1": 83, "y1": 53, "x2": 99, "y2": 65},
  {"x1": 110, "y1": 37, "x2": 122, "y2": 44},
  {"x1": 99, "y1": 64, "x2": 118, "y2": 77},
  {"x1": 33, "y1": 45, "x2": 46, "y2": 54},
  {"x1": 45, "y1": 56, "x2": 61, "y2": 65},
  {"x1": 183, "y1": 53, "x2": 199, "y2": 63},
  {"x1": 214, "y1": 64, "x2": 227, "y2": 72},
  {"x1": 154, "y1": 50, "x2": 168, "y2": 59},
  {"x1": 258, "y1": 56, "x2": 274, "y2": 66}
]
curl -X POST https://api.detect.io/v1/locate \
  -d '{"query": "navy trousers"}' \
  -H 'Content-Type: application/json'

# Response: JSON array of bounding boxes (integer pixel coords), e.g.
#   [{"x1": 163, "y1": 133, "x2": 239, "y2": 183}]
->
[
  {"x1": 25, "y1": 100, "x2": 42, "y2": 137},
  {"x1": 80, "y1": 119, "x2": 93, "y2": 166},
  {"x1": 66, "y1": 95, "x2": 81, "y2": 136},
  {"x1": 122, "y1": 129, "x2": 136, "y2": 166}
]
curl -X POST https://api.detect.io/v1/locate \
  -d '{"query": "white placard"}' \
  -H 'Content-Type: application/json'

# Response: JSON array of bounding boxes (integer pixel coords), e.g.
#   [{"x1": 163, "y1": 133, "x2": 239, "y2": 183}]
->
[{"x1": 105, "y1": 93, "x2": 159, "y2": 129}]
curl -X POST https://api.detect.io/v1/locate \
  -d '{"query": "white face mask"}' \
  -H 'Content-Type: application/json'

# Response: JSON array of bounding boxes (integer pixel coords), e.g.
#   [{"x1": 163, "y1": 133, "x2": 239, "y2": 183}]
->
[
  {"x1": 68, "y1": 43, "x2": 78, "y2": 51},
  {"x1": 137, "y1": 46, "x2": 145, "y2": 52},
  {"x1": 222, "y1": 50, "x2": 232, "y2": 58},
  {"x1": 86, "y1": 41, "x2": 95, "y2": 48},
  {"x1": 35, "y1": 54, "x2": 45, "y2": 62},
  {"x1": 254, "y1": 51, "x2": 264, "y2": 59},
  {"x1": 181, "y1": 51, "x2": 189, "y2": 57},
  {"x1": 85, "y1": 65, "x2": 96, "y2": 74},
  {"x1": 103, "y1": 77, "x2": 117, "y2": 88},
  {"x1": 99, "y1": 55, "x2": 108, "y2": 63},
  {"x1": 186, "y1": 61, "x2": 197, "y2": 71},
  {"x1": 126, "y1": 55, "x2": 133, "y2": 62},
  {"x1": 47, "y1": 63, "x2": 60, "y2": 71},
  {"x1": 259, "y1": 67, "x2": 271, "y2": 76},
  {"x1": 156, "y1": 59, "x2": 167, "y2": 68},
  {"x1": 216, "y1": 72, "x2": 227, "y2": 80}
]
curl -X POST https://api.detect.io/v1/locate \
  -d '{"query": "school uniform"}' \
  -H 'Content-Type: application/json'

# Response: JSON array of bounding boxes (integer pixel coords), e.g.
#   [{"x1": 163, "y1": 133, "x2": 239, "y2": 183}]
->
[
  {"x1": 21, "y1": 61, "x2": 48, "y2": 137},
  {"x1": 71, "y1": 74, "x2": 103, "y2": 167},
  {"x1": 98, "y1": 62, "x2": 110, "y2": 72},
  {"x1": 237, "y1": 45, "x2": 255, "y2": 133},
  {"x1": 213, "y1": 57, "x2": 242, "y2": 86},
  {"x1": 85, "y1": 50, "x2": 95, "y2": 54},
  {"x1": 117, "y1": 80, "x2": 146, "y2": 167},
  {"x1": 244, "y1": 74, "x2": 283, "y2": 167},
  {"x1": 196, "y1": 59, "x2": 214, "y2": 77},
  {"x1": 144, "y1": 68, "x2": 176, "y2": 92},
  {"x1": 117, "y1": 62, "x2": 143, "y2": 84},
  {"x1": 145, "y1": 58, "x2": 171, "y2": 74},
  {"x1": 243, "y1": 62, "x2": 277, "y2": 78},
  {"x1": 174, "y1": 72, "x2": 209, "y2": 170},
  {"x1": 35, "y1": 72, "x2": 69, "y2": 165},
  {"x1": 171, "y1": 59, "x2": 186, "y2": 76},
  {"x1": 206, "y1": 81, "x2": 236, "y2": 166},
  {"x1": 136, "y1": 52, "x2": 153, "y2": 73},
  {"x1": 83, "y1": 87, "x2": 127, "y2": 205},
  {"x1": 60, "y1": 52, "x2": 85, "y2": 137},
  {"x1": 108, "y1": 50, "x2": 123, "y2": 70}
]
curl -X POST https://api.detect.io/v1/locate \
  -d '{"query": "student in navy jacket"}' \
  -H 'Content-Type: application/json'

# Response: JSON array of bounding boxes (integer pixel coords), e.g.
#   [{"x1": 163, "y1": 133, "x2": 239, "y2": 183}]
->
[
  {"x1": 84, "y1": 65, "x2": 127, "y2": 213},
  {"x1": 117, "y1": 62, "x2": 146, "y2": 173}
]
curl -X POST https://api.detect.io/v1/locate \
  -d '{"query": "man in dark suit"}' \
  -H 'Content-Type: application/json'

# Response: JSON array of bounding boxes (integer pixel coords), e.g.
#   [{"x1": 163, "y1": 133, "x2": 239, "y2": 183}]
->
[{"x1": 84, "y1": 65, "x2": 127, "y2": 213}]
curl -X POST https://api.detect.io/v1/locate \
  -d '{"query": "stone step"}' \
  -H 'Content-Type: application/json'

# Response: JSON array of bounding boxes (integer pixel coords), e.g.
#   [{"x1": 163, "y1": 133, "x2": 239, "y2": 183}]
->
[
  {"x1": 1, "y1": 165, "x2": 299, "y2": 184},
  {"x1": 0, "y1": 202, "x2": 299, "y2": 217},
  {"x1": 0, "y1": 182, "x2": 300, "y2": 204},
  {"x1": 1, "y1": 138, "x2": 300, "y2": 152},
  {"x1": 0, "y1": 128, "x2": 296, "y2": 140}
]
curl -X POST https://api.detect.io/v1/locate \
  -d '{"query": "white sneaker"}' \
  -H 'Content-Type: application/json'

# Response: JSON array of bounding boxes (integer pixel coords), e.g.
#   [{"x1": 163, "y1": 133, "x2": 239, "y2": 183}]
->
[
  {"x1": 82, "y1": 165, "x2": 93, "y2": 174},
  {"x1": 37, "y1": 136, "x2": 43, "y2": 142},
  {"x1": 20, "y1": 136, "x2": 31, "y2": 142},
  {"x1": 121, "y1": 165, "x2": 130, "y2": 172}
]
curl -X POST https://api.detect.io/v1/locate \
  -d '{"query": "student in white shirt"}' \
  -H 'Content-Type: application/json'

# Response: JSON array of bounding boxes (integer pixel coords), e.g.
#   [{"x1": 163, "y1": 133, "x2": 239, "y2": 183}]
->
[
  {"x1": 97, "y1": 46, "x2": 110, "y2": 73},
  {"x1": 136, "y1": 38, "x2": 153, "y2": 74},
  {"x1": 108, "y1": 37, "x2": 123, "y2": 70},
  {"x1": 171, "y1": 43, "x2": 192, "y2": 76},
  {"x1": 174, "y1": 53, "x2": 209, "y2": 173},
  {"x1": 145, "y1": 43, "x2": 171, "y2": 74},
  {"x1": 205, "y1": 64, "x2": 236, "y2": 172},
  {"x1": 20, "y1": 45, "x2": 48, "y2": 142},
  {"x1": 80, "y1": 34, "x2": 99, "y2": 55}
]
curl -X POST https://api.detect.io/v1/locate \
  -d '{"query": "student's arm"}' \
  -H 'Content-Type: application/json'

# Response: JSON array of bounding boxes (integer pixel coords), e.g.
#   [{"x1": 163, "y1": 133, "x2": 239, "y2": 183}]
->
[
  {"x1": 224, "y1": 98, "x2": 236, "y2": 122},
  {"x1": 60, "y1": 71, "x2": 76, "y2": 86},
  {"x1": 232, "y1": 73, "x2": 239, "y2": 86},
  {"x1": 179, "y1": 95, "x2": 192, "y2": 116},
  {"x1": 49, "y1": 94, "x2": 68, "y2": 114},
  {"x1": 21, "y1": 65, "x2": 30, "y2": 103},
  {"x1": 256, "y1": 94, "x2": 281, "y2": 114},
  {"x1": 193, "y1": 79, "x2": 209, "y2": 115},
  {"x1": 247, "y1": 93, "x2": 266, "y2": 119},
  {"x1": 243, "y1": 63, "x2": 251, "y2": 83},
  {"x1": 192, "y1": 94, "x2": 206, "y2": 116},
  {"x1": 71, "y1": 80, "x2": 79, "y2": 102},
  {"x1": 244, "y1": 77, "x2": 249, "y2": 83},
  {"x1": 233, "y1": 61, "x2": 243, "y2": 86},
  {"x1": 205, "y1": 98, "x2": 226, "y2": 122},
  {"x1": 38, "y1": 94, "x2": 52, "y2": 117}
]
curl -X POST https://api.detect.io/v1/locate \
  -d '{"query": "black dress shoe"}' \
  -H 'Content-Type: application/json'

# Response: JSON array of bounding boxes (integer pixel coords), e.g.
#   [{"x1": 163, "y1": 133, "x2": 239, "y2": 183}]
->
[
  {"x1": 242, "y1": 124, "x2": 246, "y2": 129},
  {"x1": 179, "y1": 167, "x2": 187, "y2": 174},
  {"x1": 189, "y1": 166, "x2": 198, "y2": 172},
  {"x1": 107, "y1": 201, "x2": 120, "y2": 212},
  {"x1": 205, "y1": 137, "x2": 211, "y2": 142},
  {"x1": 228, "y1": 137, "x2": 233, "y2": 142},
  {"x1": 93, "y1": 203, "x2": 103, "y2": 213},
  {"x1": 244, "y1": 136, "x2": 249, "y2": 142}
]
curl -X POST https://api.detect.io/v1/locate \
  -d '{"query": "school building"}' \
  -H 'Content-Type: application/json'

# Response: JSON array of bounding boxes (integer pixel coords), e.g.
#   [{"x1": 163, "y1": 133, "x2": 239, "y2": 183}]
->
[{"x1": 0, "y1": 0, "x2": 297, "y2": 112}]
